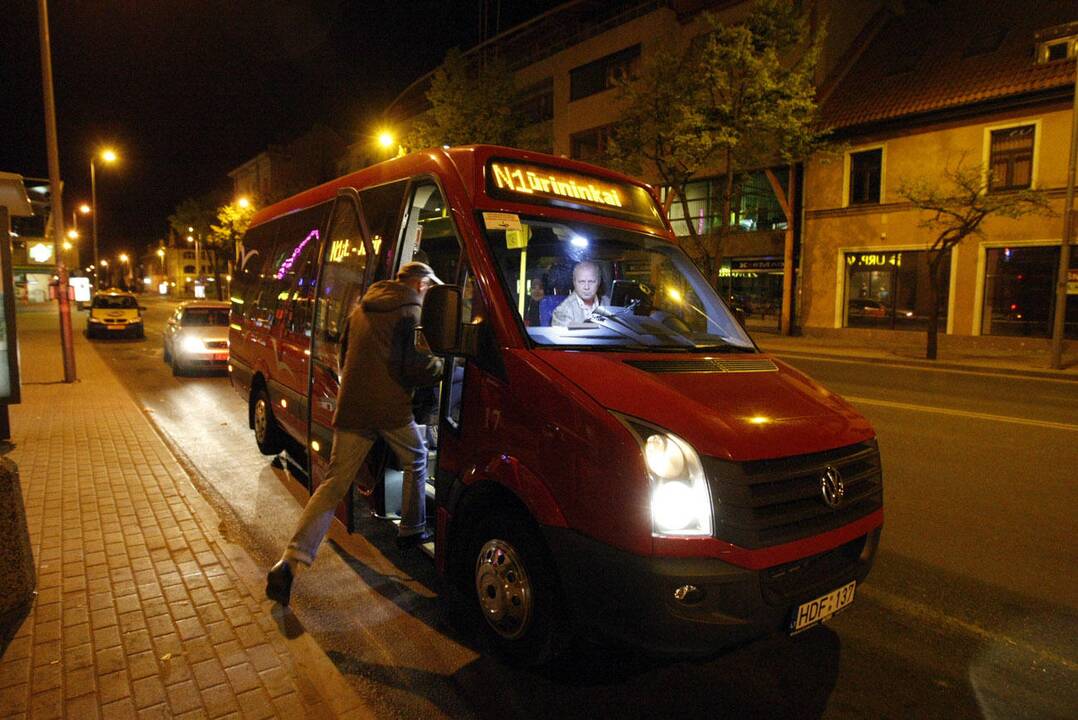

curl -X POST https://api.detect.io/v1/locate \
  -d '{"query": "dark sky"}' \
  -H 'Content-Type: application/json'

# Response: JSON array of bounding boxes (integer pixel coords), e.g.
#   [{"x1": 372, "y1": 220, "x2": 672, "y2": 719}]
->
[{"x1": 0, "y1": 0, "x2": 562, "y2": 259}]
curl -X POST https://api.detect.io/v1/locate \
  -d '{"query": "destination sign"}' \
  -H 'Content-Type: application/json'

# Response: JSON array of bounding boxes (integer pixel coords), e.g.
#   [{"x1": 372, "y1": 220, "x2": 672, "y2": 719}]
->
[{"x1": 486, "y1": 160, "x2": 662, "y2": 227}]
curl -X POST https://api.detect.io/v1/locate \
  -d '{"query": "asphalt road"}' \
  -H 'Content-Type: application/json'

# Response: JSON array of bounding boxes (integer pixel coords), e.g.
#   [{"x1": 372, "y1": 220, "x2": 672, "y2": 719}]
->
[{"x1": 85, "y1": 296, "x2": 1078, "y2": 720}]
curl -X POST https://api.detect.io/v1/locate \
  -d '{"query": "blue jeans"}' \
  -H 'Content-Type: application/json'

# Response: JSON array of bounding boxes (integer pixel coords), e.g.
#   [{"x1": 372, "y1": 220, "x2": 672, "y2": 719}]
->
[{"x1": 284, "y1": 423, "x2": 427, "y2": 566}]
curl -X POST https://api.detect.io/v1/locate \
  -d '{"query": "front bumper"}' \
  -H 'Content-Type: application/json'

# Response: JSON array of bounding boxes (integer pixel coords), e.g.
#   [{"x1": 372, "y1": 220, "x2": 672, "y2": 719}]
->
[
  {"x1": 544, "y1": 524, "x2": 881, "y2": 657},
  {"x1": 89, "y1": 320, "x2": 142, "y2": 336},
  {"x1": 174, "y1": 346, "x2": 230, "y2": 369}
]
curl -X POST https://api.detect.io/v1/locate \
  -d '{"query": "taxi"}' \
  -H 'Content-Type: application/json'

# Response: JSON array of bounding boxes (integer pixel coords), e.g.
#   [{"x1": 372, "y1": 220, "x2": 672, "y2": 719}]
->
[{"x1": 86, "y1": 289, "x2": 145, "y2": 339}]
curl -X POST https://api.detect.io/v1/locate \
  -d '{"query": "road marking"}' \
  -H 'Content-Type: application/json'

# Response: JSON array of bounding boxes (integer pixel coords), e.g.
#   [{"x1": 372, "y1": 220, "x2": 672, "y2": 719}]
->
[
  {"x1": 773, "y1": 351, "x2": 1078, "y2": 384},
  {"x1": 860, "y1": 585, "x2": 1078, "y2": 672},
  {"x1": 844, "y1": 395, "x2": 1078, "y2": 433}
]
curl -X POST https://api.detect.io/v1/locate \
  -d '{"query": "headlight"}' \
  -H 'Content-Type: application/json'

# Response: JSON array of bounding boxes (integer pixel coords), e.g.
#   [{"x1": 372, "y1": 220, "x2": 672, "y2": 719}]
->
[
  {"x1": 180, "y1": 336, "x2": 204, "y2": 353},
  {"x1": 88, "y1": 316, "x2": 103, "y2": 323},
  {"x1": 616, "y1": 415, "x2": 713, "y2": 537}
]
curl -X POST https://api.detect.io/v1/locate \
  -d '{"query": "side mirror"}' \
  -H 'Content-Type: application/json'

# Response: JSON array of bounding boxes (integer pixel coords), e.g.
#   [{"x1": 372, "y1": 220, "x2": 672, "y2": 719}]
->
[{"x1": 419, "y1": 284, "x2": 461, "y2": 355}]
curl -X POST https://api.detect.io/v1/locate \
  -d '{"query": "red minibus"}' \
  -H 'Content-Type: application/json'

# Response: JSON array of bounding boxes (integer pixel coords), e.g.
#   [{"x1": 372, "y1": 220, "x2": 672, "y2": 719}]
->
[{"x1": 229, "y1": 145, "x2": 882, "y2": 660}]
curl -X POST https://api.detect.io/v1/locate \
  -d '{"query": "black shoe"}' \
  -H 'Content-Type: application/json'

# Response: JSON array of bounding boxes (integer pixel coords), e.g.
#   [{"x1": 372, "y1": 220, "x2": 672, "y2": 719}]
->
[
  {"x1": 395, "y1": 530, "x2": 433, "y2": 551},
  {"x1": 266, "y1": 561, "x2": 294, "y2": 606}
]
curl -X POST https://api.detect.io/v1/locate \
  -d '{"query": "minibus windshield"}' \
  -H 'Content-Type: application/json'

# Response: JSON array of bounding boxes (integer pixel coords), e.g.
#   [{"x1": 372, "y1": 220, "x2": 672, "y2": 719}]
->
[{"x1": 482, "y1": 214, "x2": 754, "y2": 351}]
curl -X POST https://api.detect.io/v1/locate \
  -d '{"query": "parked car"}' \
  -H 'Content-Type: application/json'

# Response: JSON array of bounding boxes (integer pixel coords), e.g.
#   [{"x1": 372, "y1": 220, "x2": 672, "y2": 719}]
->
[
  {"x1": 86, "y1": 289, "x2": 145, "y2": 339},
  {"x1": 162, "y1": 301, "x2": 230, "y2": 376},
  {"x1": 847, "y1": 298, "x2": 889, "y2": 318}
]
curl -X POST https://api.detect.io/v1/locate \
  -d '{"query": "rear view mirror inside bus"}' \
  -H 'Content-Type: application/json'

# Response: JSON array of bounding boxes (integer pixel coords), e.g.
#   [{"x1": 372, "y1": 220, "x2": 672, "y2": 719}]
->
[{"x1": 420, "y1": 284, "x2": 461, "y2": 354}]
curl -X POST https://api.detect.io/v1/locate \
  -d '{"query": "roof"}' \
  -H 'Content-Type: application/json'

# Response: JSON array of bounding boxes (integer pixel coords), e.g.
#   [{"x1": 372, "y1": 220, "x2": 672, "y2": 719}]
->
[
  {"x1": 821, "y1": 0, "x2": 1077, "y2": 131},
  {"x1": 178, "y1": 300, "x2": 230, "y2": 308}
]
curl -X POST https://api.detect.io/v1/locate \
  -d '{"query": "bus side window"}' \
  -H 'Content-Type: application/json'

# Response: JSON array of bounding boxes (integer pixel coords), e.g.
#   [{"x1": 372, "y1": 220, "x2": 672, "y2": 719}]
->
[
  {"x1": 276, "y1": 203, "x2": 331, "y2": 337},
  {"x1": 358, "y1": 181, "x2": 409, "y2": 284},
  {"x1": 233, "y1": 223, "x2": 274, "y2": 320},
  {"x1": 312, "y1": 196, "x2": 372, "y2": 369}
]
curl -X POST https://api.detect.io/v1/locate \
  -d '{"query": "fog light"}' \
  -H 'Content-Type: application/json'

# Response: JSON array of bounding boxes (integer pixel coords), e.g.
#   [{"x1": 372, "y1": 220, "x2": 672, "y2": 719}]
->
[{"x1": 673, "y1": 584, "x2": 705, "y2": 604}]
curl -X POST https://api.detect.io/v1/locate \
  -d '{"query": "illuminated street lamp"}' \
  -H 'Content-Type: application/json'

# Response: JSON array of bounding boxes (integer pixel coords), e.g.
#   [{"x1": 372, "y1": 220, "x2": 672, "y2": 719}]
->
[
  {"x1": 90, "y1": 148, "x2": 119, "y2": 287},
  {"x1": 236, "y1": 195, "x2": 250, "y2": 209},
  {"x1": 377, "y1": 130, "x2": 395, "y2": 149}
]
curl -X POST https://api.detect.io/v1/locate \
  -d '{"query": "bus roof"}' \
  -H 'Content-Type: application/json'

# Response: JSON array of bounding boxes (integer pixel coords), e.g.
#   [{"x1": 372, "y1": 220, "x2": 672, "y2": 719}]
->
[{"x1": 248, "y1": 145, "x2": 664, "y2": 232}]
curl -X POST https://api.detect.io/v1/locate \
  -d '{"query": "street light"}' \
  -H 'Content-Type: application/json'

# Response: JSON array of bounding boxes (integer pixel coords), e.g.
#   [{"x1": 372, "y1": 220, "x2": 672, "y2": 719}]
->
[
  {"x1": 236, "y1": 196, "x2": 250, "y2": 209},
  {"x1": 186, "y1": 229, "x2": 202, "y2": 297},
  {"x1": 90, "y1": 147, "x2": 118, "y2": 288}
]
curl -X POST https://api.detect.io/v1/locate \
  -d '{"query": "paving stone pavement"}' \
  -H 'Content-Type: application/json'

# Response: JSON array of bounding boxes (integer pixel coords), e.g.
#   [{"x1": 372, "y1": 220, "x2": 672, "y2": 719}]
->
[{"x1": 0, "y1": 312, "x2": 372, "y2": 719}]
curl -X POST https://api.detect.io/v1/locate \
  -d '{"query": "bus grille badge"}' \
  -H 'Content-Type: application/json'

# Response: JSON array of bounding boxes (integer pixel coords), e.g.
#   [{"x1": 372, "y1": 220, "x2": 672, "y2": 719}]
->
[{"x1": 820, "y1": 466, "x2": 845, "y2": 509}]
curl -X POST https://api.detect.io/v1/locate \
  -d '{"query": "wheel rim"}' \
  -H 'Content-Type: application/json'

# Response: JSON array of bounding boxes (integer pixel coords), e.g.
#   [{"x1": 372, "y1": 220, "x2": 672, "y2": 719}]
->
[
  {"x1": 254, "y1": 398, "x2": 268, "y2": 442},
  {"x1": 475, "y1": 538, "x2": 533, "y2": 640}
]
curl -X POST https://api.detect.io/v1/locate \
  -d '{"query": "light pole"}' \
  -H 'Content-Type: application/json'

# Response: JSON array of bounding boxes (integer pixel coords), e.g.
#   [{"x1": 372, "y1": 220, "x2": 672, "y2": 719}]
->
[
  {"x1": 99, "y1": 259, "x2": 109, "y2": 288},
  {"x1": 119, "y1": 253, "x2": 129, "y2": 290},
  {"x1": 156, "y1": 247, "x2": 166, "y2": 292},
  {"x1": 90, "y1": 148, "x2": 118, "y2": 289},
  {"x1": 186, "y1": 227, "x2": 201, "y2": 297}
]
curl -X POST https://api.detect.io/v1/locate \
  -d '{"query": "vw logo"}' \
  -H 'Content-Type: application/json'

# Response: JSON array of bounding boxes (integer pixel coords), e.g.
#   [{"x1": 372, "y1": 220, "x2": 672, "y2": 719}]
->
[{"x1": 820, "y1": 466, "x2": 845, "y2": 509}]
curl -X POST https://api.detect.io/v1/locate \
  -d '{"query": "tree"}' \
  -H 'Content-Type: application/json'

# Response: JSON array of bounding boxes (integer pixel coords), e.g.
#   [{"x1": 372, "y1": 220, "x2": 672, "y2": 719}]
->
[
  {"x1": 167, "y1": 196, "x2": 216, "y2": 244},
  {"x1": 898, "y1": 161, "x2": 1052, "y2": 360},
  {"x1": 402, "y1": 48, "x2": 521, "y2": 151},
  {"x1": 607, "y1": 0, "x2": 827, "y2": 285},
  {"x1": 209, "y1": 200, "x2": 256, "y2": 300}
]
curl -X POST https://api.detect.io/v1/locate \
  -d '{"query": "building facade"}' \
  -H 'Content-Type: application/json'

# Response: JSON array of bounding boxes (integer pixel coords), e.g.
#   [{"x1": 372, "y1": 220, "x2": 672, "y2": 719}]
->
[{"x1": 802, "y1": 1, "x2": 1077, "y2": 344}]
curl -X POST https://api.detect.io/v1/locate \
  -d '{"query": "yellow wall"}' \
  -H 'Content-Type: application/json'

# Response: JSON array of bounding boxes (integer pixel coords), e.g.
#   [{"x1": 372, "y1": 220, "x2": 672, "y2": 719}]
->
[{"x1": 801, "y1": 103, "x2": 1073, "y2": 334}]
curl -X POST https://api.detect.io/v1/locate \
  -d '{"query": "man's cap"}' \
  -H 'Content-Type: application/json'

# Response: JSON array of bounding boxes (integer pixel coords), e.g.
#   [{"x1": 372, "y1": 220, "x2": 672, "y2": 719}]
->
[{"x1": 397, "y1": 261, "x2": 443, "y2": 285}]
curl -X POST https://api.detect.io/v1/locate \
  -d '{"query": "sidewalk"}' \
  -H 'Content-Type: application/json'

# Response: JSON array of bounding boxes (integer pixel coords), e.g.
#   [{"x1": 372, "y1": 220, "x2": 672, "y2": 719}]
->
[
  {"x1": 755, "y1": 331, "x2": 1078, "y2": 380},
  {"x1": 0, "y1": 315, "x2": 372, "y2": 718}
]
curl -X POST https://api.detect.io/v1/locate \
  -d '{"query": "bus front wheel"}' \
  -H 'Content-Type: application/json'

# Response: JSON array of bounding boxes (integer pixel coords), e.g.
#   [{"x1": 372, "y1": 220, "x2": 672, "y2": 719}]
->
[
  {"x1": 470, "y1": 509, "x2": 568, "y2": 665},
  {"x1": 252, "y1": 387, "x2": 284, "y2": 456}
]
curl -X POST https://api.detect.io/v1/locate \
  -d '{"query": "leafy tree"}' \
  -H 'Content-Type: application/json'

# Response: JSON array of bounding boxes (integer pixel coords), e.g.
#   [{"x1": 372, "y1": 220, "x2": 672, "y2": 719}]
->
[
  {"x1": 208, "y1": 200, "x2": 256, "y2": 300},
  {"x1": 167, "y1": 197, "x2": 216, "y2": 244},
  {"x1": 402, "y1": 48, "x2": 521, "y2": 151},
  {"x1": 898, "y1": 161, "x2": 1052, "y2": 360},
  {"x1": 607, "y1": 0, "x2": 827, "y2": 283}
]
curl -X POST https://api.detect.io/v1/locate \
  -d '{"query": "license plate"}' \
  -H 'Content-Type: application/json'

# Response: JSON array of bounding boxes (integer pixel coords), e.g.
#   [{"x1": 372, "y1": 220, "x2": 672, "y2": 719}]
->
[
  {"x1": 213, "y1": 353, "x2": 228, "y2": 361},
  {"x1": 789, "y1": 581, "x2": 856, "y2": 634},
  {"x1": 107, "y1": 325, "x2": 125, "y2": 331}
]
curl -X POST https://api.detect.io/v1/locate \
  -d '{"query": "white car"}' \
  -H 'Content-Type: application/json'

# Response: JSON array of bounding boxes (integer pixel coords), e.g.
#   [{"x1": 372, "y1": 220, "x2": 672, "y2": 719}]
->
[{"x1": 163, "y1": 301, "x2": 230, "y2": 376}]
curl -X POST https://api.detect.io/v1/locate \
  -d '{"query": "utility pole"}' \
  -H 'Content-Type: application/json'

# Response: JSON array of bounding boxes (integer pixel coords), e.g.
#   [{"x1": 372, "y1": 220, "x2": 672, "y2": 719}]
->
[
  {"x1": 1050, "y1": 60, "x2": 1078, "y2": 370},
  {"x1": 37, "y1": 0, "x2": 76, "y2": 383}
]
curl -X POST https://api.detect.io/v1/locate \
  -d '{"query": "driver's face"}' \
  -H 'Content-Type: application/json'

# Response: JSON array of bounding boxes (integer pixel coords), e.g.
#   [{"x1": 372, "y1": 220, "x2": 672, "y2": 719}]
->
[{"x1": 573, "y1": 266, "x2": 600, "y2": 302}]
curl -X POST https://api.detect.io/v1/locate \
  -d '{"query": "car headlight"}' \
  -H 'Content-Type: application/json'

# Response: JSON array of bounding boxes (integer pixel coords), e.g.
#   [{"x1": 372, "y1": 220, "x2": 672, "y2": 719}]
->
[
  {"x1": 88, "y1": 316, "x2": 103, "y2": 323},
  {"x1": 615, "y1": 415, "x2": 712, "y2": 537},
  {"x1": 180, "y1": 336, "x2": 204, "y2": 353}
]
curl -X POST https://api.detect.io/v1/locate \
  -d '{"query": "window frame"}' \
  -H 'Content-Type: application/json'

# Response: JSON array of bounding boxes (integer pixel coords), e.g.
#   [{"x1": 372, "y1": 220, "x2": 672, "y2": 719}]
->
[
  {"x1": 569, "y1": 44, "x2": 641, "y2": 101},
  {"x1": 844, "y1": 146, "x2": 885, "y2": 206},
  {"x1": 984, "y1": 121, "x2": 1038, "y2": 192}
]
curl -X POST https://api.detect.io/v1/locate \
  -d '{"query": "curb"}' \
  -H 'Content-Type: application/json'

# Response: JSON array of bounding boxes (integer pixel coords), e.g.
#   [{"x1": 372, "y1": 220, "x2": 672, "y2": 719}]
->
[{"x1": 761, "y1": 346, "x2": 1078, "y2": 382}]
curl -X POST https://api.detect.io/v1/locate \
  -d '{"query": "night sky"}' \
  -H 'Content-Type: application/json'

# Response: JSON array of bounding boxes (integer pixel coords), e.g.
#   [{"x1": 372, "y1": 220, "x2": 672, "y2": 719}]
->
[{"x1": 1, "y1": 0, "x2": 562, "y2": 260}]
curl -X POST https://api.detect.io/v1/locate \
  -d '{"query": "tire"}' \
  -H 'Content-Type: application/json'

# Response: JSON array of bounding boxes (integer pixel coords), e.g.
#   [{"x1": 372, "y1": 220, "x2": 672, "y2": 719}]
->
[
  {"x1": 468, "y1": 509, "x2": 569, "y2": 665},
  {"x1": 163, "y1": 342, "x2": 171, "y2": 364},
  {"x1": 252, "y1": 386, "x2": 285, "y2": 455},
  {"x1": 134, "y1": 325, "x2": 145, "y2": 339},
  {"x1": 170, "y1": 354, "x2": 184, "y2": 377}
]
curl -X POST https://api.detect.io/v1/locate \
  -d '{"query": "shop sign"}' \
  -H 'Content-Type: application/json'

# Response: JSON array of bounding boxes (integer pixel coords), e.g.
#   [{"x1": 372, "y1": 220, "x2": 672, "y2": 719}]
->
[
  {"x1": 731, "y1": 257, "x2": 784, "y2": 272},
  {"x1": 28, "y1": 242, "x2": 55, "y2": 264},
  {"x1": 1068, "y1": 268, "x2": 1078, "y2": 295},
  {"x1": 846, "y1": 251, "x2": 903, "y2": 269}
]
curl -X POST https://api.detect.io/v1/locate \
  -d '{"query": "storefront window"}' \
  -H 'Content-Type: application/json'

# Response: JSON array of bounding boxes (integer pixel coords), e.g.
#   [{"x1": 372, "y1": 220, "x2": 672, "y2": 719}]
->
[
  {"x1": 982, "y1": 246, "x2": 1078, "y2": 338},
  {"x1": 845, "y1": 250, "x2": 949, "y2": 330},
  {"x1": 718, "y1": 257, "x2": 784, "y2": 332}
]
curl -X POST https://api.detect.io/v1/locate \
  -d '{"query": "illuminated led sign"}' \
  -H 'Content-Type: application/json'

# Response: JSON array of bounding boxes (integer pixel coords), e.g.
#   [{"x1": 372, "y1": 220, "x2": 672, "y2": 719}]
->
[
  {"x1": 29, "y1": 242, "x2": 54, "y2": 264},
  {"x1": 486, "y1": 160, "x2": 662, "y2": 227},
  {"x1": 846, "y1": 252, "x2": 903, "y2": 269}
]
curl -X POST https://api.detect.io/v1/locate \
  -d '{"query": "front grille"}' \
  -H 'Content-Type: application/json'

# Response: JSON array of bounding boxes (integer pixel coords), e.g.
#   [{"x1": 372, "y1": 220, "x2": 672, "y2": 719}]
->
[
  {"x1": 703, "y1": 440, "x2": 882, "y2": 549},
  {"x1": 205, "y1": 340, "x2": 228, "y2": 349},
  {"x1": 625, "y1": 357, "x2": 778, "y2": 374},
  {"x1": 103, "y1": 318, "x2": 127, "y2": 324}
]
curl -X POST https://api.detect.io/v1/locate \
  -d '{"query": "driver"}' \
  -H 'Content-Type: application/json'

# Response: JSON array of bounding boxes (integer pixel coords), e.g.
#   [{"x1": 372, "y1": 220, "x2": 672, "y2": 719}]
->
[{"x1": 551, "y1": 261, "x2": 611, "y2": 326}]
